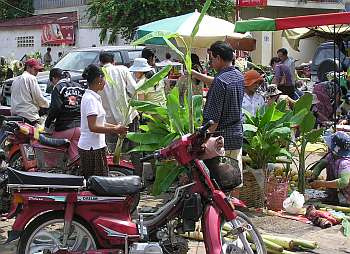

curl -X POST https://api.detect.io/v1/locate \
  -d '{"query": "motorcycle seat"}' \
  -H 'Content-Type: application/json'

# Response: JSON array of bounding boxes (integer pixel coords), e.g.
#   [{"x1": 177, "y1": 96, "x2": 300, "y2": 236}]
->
[
  {"x1": 39, "y1": 134, "x2": 70, "y2": 148},
  {"x1": 88, "y1": 176, "x2": 142, "y2": 196},
  {"x1": 7, "y1": 168, "x2": 84, "y2": 187}
]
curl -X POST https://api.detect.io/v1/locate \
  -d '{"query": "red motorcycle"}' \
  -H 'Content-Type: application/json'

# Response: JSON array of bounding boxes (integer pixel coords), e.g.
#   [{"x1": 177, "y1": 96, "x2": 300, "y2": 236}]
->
[
  {"x1": 0, "y1": 117, "x2": 136, "y2": 214},
  {"x1": 5, "y1": 121, "x2": 266, "y2": 254},
  {"x1": 0, "y1": 118, "x2": 134, "y2": 175}
]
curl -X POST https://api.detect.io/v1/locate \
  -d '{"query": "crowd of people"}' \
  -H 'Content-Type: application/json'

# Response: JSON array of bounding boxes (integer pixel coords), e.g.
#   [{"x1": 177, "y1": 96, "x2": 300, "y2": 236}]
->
[{"x1": 7, "y1": 41, "x2": 350, "y2": 205}]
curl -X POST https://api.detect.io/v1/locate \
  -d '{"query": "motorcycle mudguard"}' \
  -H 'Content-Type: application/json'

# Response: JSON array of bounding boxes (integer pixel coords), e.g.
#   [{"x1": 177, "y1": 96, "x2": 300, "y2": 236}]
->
[{"x1": 202, "y1": 205, "x2": 222, "y2": 254}]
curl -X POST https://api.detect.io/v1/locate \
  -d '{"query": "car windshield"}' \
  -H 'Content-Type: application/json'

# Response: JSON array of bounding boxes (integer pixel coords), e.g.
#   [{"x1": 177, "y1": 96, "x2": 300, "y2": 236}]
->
[
  {"x1": 314, "y1": 47, "x2": 346, "y2": 66},
  {"x1": 55, "y1": 51, "x2": 99, "y2": 72}
]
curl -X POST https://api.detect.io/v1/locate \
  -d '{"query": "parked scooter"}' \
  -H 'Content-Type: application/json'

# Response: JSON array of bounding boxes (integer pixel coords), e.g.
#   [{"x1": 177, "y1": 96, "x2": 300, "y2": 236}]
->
[
  {"x1": 0, "y1": 117, "x2": 137, "y2": 214},
  {"x1": 5, "y1": 121, "x2": 266, "y2": 254}
]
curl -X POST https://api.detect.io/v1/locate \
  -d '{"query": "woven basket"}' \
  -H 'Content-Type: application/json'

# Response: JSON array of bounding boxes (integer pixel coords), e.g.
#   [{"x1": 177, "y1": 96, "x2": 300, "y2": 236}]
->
[
  {"x1": 239, "y1": 169, "x2": 265, "y2": 208},
  {"x1": 266, "y1": 177, "x2": 289, "y2": 211}
]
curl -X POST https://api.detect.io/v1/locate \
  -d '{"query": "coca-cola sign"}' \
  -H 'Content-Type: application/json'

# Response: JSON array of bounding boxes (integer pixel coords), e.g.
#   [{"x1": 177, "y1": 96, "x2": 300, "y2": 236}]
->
[
  {"x1": 41, "y1": 23, "x2": 75, "y2": 45},
  {"x1": 238, "y1": 0, "x2": 267, "y2": 7}
]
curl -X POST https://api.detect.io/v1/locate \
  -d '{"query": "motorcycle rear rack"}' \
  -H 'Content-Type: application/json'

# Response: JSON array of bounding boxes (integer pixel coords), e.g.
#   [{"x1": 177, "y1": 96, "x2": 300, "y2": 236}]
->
[{"x1": 7, "y1": 184, "x2": 85, "y2": 192}]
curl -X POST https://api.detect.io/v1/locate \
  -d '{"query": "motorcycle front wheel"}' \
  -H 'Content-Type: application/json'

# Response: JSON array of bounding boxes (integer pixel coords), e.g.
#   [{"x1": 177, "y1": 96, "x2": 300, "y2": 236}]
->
[
  {"x1": 221, "y1": 210, "x2": 266, "y2": 254},
  {"x1": 17, "y1": 213, "x2": 97, "y2": 254}
]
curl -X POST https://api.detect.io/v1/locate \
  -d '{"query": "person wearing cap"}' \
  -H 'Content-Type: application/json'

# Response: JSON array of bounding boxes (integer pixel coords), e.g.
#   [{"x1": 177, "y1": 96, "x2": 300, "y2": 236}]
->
[
  {"x1": 44, "y1": 68, "x2": 85, "y2": 161},
  {"x1": 11, "y1": 58, "x2": 49, "y2": 125},
  {"x1": 242, "y1": 70, "x2": 265, "y2": 116},
  {"x1": 310, "y1": 131, "x2": 350, "y2": 205},
  {"x1": 129, "y1": 58, "x2": 166, "y2": 105},
  {"x1": 266, "y1": 84, "x2": 295, "y2": 109}
]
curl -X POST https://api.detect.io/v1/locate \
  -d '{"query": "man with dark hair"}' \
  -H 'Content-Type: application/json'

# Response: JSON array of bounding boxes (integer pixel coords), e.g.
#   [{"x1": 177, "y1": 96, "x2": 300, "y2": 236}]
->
[
  {"x1": 43, "y1": 47, "x2": 52, "y2": 66},
  {"x1": 203, "y1": 41, "x2": 244, "y2": 177},
  {"x1": 11, "y1": 59, "x2": 49, "y2": 124},
  {"x1": 141, "y1": 47, "x2": 156, "y2": 67},
  {"x1": 277, "y1": 47, "x2": 295, "y2": 84},
  {"x1": 98, "y1": 51, "x2": 138, "y2": 146}
]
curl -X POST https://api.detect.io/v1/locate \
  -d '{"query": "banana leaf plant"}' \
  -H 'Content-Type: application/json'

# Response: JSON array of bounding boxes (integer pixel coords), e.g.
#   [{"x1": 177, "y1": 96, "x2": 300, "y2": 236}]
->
[
  {"x1": 243, "y1": 101, "x2": 293, "y2": 170},
  {"x1": 105, "y1": 65, "x2": 172, "y2": 164},
  {"x1": 132, "y1": 0, "x2": 213, "y2": 134},
  {"x1": 127, "y1": 87, "x2": 203, "y2": 195},
  {"x1": 288, "y1": 93, "x2": 324, "y2": 193}
]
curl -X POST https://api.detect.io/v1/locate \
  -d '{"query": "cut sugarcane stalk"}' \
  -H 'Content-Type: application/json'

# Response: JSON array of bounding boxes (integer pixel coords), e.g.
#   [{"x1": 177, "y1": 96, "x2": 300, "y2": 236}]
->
[
  {"x1": 318, "y1": 203, "x2": 350, "y2": 213},
  {"x1": 262, "y1": 235, "x2": 294, "y2": 250},
  {"x1": 292, "y1": 239, "x2": 318, "y2": 249},
  {"x1": 264, "y1": 239, "x2": 284, "y2": 252}
]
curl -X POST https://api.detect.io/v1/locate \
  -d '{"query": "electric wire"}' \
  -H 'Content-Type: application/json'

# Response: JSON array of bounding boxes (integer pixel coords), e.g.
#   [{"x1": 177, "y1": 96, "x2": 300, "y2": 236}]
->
[{"x1": 0, "y1": 0, "x2": 34, "y2": 16}]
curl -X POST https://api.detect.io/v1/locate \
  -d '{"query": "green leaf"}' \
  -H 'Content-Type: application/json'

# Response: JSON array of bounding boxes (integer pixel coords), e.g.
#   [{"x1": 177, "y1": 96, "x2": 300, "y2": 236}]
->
[
  {"x1": 193, "y1": 95, "x2": 203, "y2": 126},
  {"x1": 130, "y1": 100, "x2": 167, "y2": 116},
  {"x1": 270, "y1": 127, "x2": 291, "y2": 137},
  {"x1": 294, "y1": 93, "x2": 313, "y2": 113},
  {"x1": 126, "y1": 132, "x2": 163, "y2": 145},
  {"x1": 259, "y1": 104, "x2": 275, "y2": 129},
  {"x1": 152, "y1": 161, "x2": 186, "y2": 195},
  {"x1": 132, "y1": 31, "x2": 179, "y2": 46},
  {"x1": 243, "y1": 108, "x2": 255, "y2": 125},
  {"x1": 128, "y1": 144, "x2": 160, "y2": 153},
  {"x1": 185, "y1": 53, "x2": 192, "y2": 74},
  {"x1": 163, "y1": 37, "x2": 185, "y2": 60},
  {"x1": 276, "y1": 100, "x2": 287, "y2": 112},
  {"x1": 270, "y1": 109, "x2": 284, "y2": 122},
  {"x1": 190, "y1": 0, "x2": 212, "y2": 39},
  {"x1": 305, "y1": 128, "x2": 324, "y2": 143},
  {"x1": 139, "y1": 125, "x2": 149, "y2": 132},
  {"x1": 166, "y1": 87, "x2": 184, "y2": 135},
  {"x1": 278, "y1": 148, "x2": 292, "y2": 158},
  {"x1": 136, "y1": 65, "x2": 172, "y2": 92},
  {"x1": 161, "y1": 132, "x2": 178, "y2": 146},
  {"x1": 300, "y1": 112, "x2": 316, "y2": 133},
  {"x1": 243, "y1": 124, "x2": 258, "y2": 133},
  {"x1": 290, "y1": 108, "x2": 308, "y2": 126}
]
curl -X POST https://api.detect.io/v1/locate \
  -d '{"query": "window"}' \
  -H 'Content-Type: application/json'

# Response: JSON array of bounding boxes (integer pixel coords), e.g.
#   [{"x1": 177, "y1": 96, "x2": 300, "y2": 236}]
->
[
  {"x1": 17, "y1": 36, "x2": 34, "y2": 47},
  {"x1": 112, "y1": 52, "x2": 123, "y2": 65}
]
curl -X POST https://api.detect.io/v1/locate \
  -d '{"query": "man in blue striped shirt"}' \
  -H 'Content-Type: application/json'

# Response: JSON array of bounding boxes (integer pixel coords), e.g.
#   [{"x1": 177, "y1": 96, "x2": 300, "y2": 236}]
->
[{"x1": 194, "y1": 41, "x2": 244, "y2": 176}]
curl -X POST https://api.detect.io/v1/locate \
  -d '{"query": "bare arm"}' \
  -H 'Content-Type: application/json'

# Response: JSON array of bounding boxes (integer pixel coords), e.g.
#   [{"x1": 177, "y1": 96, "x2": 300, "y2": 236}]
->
[
  {"x1": 87, "y1": 115, "x2": 128, "y2": 135},
  {"x1": 192, "y1": 70, "x2": 214, "y2": 86}
]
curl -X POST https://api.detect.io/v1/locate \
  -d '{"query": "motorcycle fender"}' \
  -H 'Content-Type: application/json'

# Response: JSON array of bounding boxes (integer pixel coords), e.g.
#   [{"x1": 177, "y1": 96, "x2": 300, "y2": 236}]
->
[
  {"x1": 202, "y1": 205, "x2": 222, "y2": 254},
  {"x1": 93, "y1": 216, "x2": 139, "y2": 246},
  {"x1": 212, "y1": 190, "x2": 237, "y2": 221}
]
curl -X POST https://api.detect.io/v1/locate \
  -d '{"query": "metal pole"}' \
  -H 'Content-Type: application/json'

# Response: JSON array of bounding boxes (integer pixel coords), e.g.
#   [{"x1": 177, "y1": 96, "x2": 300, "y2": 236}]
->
[{"x1": 334, "y1": 25, "x2": 337, "y2": 131}]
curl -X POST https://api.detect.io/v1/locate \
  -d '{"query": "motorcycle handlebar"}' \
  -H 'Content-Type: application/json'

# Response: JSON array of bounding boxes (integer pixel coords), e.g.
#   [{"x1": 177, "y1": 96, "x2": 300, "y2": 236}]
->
[
  {"x1": 140, "y1": 152, "x2": 160, "y2": 163},
  {"x1": 198, "y1": 120, "x2": 214, "y2": 134}
]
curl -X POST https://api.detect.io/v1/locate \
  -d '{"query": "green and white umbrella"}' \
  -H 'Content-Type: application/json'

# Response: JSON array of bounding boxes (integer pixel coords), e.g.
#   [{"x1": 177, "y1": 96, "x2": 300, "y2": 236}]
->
[{"x1": 137, "y1": 11, "x2": 249, "y2": 48}]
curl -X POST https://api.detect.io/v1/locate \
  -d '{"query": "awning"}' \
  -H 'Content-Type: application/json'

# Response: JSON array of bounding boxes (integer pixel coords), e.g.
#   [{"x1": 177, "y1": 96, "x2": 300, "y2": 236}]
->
[{"x1": 234, "y1": 12, "x2": 350, "y2": 33}]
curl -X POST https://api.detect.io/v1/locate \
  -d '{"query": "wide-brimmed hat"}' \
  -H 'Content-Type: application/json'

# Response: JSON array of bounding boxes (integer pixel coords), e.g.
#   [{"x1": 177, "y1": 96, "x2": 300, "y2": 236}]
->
[
  {"x1": 324, "y1": 131, "x2": 350, "y2": 157},
  {"x1": 244, "y1": 70, "x2": 264, "y2": 87},
  {"x1": 25, "y1": 58, "x2": 44, "y2": 71},
  {"x1": 129, "y1": 58, "x2": 153, "y2": 72},
  {"x1": 266, "y1": 84, "x2": 282, "y2": 97}
]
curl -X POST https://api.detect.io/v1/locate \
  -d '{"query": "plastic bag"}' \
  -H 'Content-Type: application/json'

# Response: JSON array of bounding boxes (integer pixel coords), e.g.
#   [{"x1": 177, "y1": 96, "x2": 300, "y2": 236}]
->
[{"x1": 283, "y1": 191, "x2": 305, "y2": 214}]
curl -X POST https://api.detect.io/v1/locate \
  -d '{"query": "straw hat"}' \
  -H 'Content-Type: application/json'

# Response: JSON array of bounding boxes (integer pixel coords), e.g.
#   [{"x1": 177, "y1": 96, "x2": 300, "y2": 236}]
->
[
  {"x1": 129, "y1": 58, "x2": 153, "y2": 72},
  {"x1": 244, "y1": 70, "x2": 264, "y2": 87}
]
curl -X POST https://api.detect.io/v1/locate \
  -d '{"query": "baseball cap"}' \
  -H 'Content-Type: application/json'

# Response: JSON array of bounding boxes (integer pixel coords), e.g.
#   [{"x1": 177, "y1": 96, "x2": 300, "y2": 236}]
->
[
  {"x1": 244, "y1": 70, "x2": 264, "y2": 87},
  {"x1": 25, "y1": 58, "x2": 44, "y2": 71}
]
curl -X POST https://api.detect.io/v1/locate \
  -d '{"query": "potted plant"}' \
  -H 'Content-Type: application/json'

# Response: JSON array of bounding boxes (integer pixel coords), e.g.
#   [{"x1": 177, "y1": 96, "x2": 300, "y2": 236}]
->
[{"x1": 243, "y1": 101, "x2": 293, "y2": 207}]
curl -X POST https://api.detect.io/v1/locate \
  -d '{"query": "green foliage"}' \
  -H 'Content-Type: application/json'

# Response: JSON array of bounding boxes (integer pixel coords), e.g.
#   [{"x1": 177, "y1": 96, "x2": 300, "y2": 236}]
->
[
  {"x1": 289, "y1": 93, "x2": 324, "y2": 193},
  {"x1": 127, "y1": 87, "x2": 203, "y2": 195},
  {"x1": 87, "y1": 0, "x2": 234, "y2": 43},
  {"x1": 0, "y1": 0, "x2": 33, "y2": 21},
  {"x1": 243, "y1": 101, "x2": 292, "y2": 169}
]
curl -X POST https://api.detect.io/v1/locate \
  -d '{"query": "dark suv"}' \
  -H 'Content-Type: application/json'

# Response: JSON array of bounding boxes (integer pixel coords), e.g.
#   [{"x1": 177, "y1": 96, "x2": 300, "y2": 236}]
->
[
  {"x1": 0, "y1": 45, "x2": 144, "y2": 106},
  {"x1": 311, "y1": 41, "x2": 350, "y2": 83}
]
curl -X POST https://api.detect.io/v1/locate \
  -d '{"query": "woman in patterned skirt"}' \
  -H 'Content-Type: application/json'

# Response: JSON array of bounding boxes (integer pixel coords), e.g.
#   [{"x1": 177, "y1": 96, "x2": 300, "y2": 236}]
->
[{"x1": 78, "y1": 64, "x2": 128, "y2": 179}]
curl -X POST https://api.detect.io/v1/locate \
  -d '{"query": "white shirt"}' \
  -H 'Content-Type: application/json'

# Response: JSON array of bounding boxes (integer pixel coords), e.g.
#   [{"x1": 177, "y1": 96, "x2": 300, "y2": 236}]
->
[
  {"x1": 99, "y1": 63, "x2": 138, "y2": 125},
  {"x1": 282, "y1": 57, "x2": 295, "y2": 84},
  {"x1": 242, "y1": 92, "x2": 265, "y2": 116},
  {"x1": 159, "y1": 59, "x2": 172, "y2": 65},
  {"x1": 10, "y1": 71, "x2": 49, "y2": 122},
  {"x1": 78, "y1": 89, "x2": 106, "y2": 150}
]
